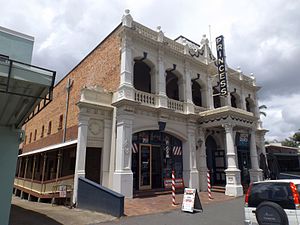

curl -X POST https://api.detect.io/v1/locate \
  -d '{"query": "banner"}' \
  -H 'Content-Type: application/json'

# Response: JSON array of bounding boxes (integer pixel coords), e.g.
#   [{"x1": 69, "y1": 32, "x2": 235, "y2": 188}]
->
[{"x1": 216, "y1": 35, "x2": 228, "y2": 96}]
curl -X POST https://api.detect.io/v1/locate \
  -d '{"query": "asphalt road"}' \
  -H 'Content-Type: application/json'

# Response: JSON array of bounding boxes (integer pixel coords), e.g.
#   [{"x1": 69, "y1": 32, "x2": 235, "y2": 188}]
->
[{"x1": 95, "y1": 197, "x2": 245, "y2": 225}]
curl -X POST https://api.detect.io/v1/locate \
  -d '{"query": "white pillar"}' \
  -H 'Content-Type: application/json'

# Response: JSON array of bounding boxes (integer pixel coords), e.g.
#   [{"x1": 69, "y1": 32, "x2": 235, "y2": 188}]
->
[
  {"x1": 249, "y1": 129, "x2": 263, "y2": 182},
  {"x1": 207, "y1": 76, "x2": 214, "y2": 109},
  {"x1": 101, "y1": 119, "x2": 112, "y2": 187},
  {"x1": 113, "y1": 112, "x2": 134, "y2": 198},
  {"x1": 156, "y1": 48, "x2": 168, "y2": 108},
  {"x1": 73, "y1": 115, "x2": 89, "y2": 205},
  {"x1": 197, "y1": 128, "x2": 208, "y2": 191},
  {"x1": 223, "y1": 124, "x2": 243, "y2": 197},
  {"x1": 183, "y1": 122, "x2": 199, "y2": 190},
  {"x1": 183, "y1": 61, "x2": 194, "y2": 114},
  {"x1": 118, "y1": 33, "x2": 134, "y2": 101}
]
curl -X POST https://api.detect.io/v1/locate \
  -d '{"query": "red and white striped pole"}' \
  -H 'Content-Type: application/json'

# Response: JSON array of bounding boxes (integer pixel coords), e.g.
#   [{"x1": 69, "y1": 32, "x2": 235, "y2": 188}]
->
[
  {"x1": 207, "y1": 170, "x2": 212, "y2": 200},
  {"x1": 172, "y1": 170, "x2": 176, "y2": 206}
]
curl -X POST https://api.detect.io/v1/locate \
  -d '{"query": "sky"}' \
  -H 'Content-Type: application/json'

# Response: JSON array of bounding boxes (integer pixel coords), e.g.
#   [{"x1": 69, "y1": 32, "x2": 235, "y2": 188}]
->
[{"x1": 1, "y1": 0, "x2": 299, "y2": 141}]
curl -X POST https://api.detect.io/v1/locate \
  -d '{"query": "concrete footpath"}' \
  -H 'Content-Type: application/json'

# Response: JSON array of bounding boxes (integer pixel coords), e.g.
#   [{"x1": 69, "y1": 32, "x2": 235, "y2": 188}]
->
[{"x1": 9, "y1": 192, "x2": 239, "y2": 225}]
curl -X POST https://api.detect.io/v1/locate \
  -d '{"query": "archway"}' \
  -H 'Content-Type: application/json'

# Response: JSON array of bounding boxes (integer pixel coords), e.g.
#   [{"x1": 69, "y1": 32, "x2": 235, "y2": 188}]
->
[
  {"x1": 132, "y1": 130, "x2": 183, "y2": 192},
  {"x1": 192, "y1": 80, "x2": 202, "y2": 106},
  {"x1": 166, "y1": 71, "x2": 179, "y2": 100},
  {"x1": 206, "y1": 135, "x2": 226, "y2": 186},
  {"x1": 133, "y1": 60, "x2": 152, "y2": 93}
]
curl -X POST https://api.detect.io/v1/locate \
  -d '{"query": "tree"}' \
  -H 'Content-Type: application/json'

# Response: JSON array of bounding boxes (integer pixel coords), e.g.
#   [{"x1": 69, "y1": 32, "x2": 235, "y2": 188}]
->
[{"x1": 282, "y1": 129, "x2": 300, "y2": 148}]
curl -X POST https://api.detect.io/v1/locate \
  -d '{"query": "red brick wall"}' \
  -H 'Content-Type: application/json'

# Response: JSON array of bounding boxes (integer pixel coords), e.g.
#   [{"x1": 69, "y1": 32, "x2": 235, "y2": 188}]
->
[{"x1": 22, "y1": 25, "x2": 121, "y2": 153}]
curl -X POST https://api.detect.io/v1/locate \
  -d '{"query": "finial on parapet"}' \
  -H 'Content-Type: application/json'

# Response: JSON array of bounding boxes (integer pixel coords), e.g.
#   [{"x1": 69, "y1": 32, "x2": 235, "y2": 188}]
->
[
  {"x1": 250, "y1": 73, "x2": 256, "y2": 86},
  {"x1": 122, "y1": 9, "x2": 133, "y2": 28},
  {"x1": 200, "y1": 34, "x2": 209, "y2": 45},
  {"x1": 157, "y1": 26, "x2": 164, "y2": 42}
]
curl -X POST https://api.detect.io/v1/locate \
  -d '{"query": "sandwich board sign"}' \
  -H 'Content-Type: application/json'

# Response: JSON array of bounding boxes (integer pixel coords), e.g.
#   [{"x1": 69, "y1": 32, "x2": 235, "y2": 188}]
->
[{"x1": 181, "y1": 188, "x2": 203, "y2": 213}]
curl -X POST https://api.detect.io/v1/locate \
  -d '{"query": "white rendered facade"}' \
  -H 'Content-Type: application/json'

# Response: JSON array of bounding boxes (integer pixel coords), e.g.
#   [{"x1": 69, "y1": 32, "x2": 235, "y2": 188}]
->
[{"x1": 71, "y1": 10, "x2": 267, "y2": 201}]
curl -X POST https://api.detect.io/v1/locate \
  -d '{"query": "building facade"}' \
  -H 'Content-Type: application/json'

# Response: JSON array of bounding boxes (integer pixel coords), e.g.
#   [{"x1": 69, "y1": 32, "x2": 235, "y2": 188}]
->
[{"x1": 14, "y1": 10, "x2": 267, "y2": 204}]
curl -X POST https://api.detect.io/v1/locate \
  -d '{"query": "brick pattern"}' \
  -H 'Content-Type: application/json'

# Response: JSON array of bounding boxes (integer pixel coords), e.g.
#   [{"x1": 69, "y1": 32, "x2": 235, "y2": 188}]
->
[
  {"x1": 22, "y1": 125, "x2": 78, "y2": 153},
  {"x1": 22, "y1": 26, "x2": 121, "y2": 153}
]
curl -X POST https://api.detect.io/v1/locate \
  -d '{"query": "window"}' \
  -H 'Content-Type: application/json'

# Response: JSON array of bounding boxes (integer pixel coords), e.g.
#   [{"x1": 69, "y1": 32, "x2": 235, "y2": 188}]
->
[
  {"x1": 48, "y1": 121, "x2": 52, "y2": 135},
  {"x1": 58, "y1": 115, "x2": 63, "y2": 130},
  {"x1": 192, "y1": 80, "x2": 202, "y2": 106},
  {"x1": 41, "y1": 125, "x2": 44, "y2": 138},
  {"x1": 133, "y1": 60, "x2": 151, "y2": 93},
  {"x1": 166, "y1": 71, "x2": 179, "y2": 101},
  {"x1": 29, "y1": 132, "x2": 32, "y2": 143},
  {"x1": 34, "y1": 129, "x2": 37, "y2": 141}
]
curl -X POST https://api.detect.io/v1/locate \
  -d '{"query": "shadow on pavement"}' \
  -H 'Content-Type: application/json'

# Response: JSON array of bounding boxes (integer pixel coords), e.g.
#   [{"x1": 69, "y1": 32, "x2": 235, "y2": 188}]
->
[{"x1": 9, "y1": 204, "x2": 63, "y2": 225}]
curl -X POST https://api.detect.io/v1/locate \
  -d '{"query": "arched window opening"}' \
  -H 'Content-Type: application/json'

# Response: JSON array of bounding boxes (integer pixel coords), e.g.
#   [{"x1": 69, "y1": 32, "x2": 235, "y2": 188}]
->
[
  {"x1": 231, "y1": 93, "x2": 237, "y2": 108},
  {"x1": 133, "y1": 60, "x2": 151, "y2": 93},
  {"x1": 166, "y1": 71, "x2": 179, "y2": 101},
  {"x1": 192, "y1": 81, "x2": 202, "y2": 106},
  {"x1": 213, "y1": 87, "x2": 221, "y2": 108}
]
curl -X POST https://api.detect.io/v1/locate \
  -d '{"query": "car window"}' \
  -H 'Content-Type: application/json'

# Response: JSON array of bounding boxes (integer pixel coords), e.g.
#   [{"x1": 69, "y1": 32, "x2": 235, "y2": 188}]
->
[{"x1": 248, "y1": 182, "x2": 295, "y2": 209}]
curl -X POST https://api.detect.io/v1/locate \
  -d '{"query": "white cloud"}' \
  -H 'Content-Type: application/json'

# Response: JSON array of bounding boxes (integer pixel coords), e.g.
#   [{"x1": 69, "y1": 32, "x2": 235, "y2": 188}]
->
[{"x1": 0, "y1": 0, "x2": 299, "y2": 140}]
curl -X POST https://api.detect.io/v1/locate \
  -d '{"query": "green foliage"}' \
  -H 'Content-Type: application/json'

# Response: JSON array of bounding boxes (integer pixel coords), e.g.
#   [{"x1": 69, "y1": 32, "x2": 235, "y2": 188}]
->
[{"x1": 281, "y1": 129, "x2": 300, "y2": 148}]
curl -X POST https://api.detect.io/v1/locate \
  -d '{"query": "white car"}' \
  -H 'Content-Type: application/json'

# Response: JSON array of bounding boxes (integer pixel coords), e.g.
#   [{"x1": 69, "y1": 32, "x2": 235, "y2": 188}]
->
[{"x1": 244, "y1": 179, "x2": 300, "y2": 225}]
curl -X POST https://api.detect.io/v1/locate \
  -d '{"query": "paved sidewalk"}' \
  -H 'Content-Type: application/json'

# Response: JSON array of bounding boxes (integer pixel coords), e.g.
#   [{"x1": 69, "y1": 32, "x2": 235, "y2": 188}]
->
[
  {"x1": 125, "y1": 192, "x2": 235, "y2": 216},
  {"x1": 10, "y1": 192, "x2": 236, "y2": 225}
]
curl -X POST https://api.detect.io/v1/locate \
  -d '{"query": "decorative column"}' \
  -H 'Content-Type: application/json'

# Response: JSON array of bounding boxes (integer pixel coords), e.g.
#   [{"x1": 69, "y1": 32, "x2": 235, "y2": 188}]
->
[
  {"x1": 117, "y1": 22, "x2": 134, "y2": 102},
  {"x1": 197, "y1": 128, "x2": 208, "y2": 191},
  {"x1": 113, "y1": 109, "x2": 134, "y2": 198},
  {"x1": 73, "y1": 115, "x2": 89, "y2": 205},
  {"x1": 183, "y1": 122, "x2": 199, "y2": 190},
  {"x1": 101, "y1": 119, "x2": 112, "y2": 187},
  {"x1": 156, "y1": 48, "x2": 168, "y2": 108},
  {"x1": 249, "y1": 129, "x2": 263, "y2": 182},
  {"x1": 223, "y1": 124, "x2": 243, "y2": 197},
  {"x1": 207, "y1": 76, "x2": 214, "y2": 109},
  {"x1": 183, "y1": 61, "x2": 194, "y2": 114}
]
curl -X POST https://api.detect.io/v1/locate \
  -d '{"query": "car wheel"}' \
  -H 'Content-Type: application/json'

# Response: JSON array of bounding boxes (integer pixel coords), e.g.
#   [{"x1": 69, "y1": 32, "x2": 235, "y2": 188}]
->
[{"x1": 255, "y1": 201, "x2": 288, "y2": 225}]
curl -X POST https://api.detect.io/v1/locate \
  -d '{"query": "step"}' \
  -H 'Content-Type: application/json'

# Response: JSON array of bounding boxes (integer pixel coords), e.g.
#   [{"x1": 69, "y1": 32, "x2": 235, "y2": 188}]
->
[{"x1": 211, "y1": 186, "x2": 225, "y2": 193}]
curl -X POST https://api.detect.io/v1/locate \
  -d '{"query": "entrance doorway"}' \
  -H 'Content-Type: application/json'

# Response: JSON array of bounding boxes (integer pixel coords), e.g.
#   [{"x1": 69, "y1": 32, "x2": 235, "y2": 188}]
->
[
  {"x1": 132, "y1": 131, "x2": 182, "y2": 192},
  {"x1": 206, "y1": 135, "x2": 226, "y2": 186},
  {"x1": 85, "y1": 147, "x2": 101, "y2": 184}
]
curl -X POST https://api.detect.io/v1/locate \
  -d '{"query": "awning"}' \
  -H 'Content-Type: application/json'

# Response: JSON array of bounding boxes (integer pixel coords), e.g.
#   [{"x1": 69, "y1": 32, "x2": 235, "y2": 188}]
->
[{"x1": 19, "y1": 140, "x2": 77, "y2": 157}]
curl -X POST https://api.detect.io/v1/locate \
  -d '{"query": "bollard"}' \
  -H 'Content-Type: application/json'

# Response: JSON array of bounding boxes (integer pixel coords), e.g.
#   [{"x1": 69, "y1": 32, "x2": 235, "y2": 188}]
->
[
  {"x1": 172, "y1": 170, "x2": 176, "y2": 206},
  {"x1": 207, "y1": 170, "x2": 212, "y2": 200}
]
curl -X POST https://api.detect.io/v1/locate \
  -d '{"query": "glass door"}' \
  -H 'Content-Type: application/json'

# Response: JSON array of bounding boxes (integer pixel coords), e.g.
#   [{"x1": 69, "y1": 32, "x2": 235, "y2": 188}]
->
[{"x1": 139, "y1": 144, "x2": 152, "y2": 190}]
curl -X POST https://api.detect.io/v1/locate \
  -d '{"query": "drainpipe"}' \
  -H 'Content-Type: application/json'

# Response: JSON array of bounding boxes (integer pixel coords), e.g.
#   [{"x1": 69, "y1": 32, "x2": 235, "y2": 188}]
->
[{"x1": 63, "y1": 78, "x2": 73, "y2": 143}]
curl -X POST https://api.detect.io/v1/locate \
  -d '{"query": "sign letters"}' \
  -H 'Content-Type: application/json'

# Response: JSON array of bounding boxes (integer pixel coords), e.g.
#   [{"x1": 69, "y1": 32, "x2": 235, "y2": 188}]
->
[{"x1": 216, "y1": 35, "x2": 228, "y2": 96}]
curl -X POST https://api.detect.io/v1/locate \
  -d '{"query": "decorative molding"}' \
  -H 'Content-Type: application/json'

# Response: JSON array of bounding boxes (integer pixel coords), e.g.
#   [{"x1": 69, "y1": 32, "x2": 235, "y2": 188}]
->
[{"x1": 123, "y1": 139, "x2": 130, "y2": 155}]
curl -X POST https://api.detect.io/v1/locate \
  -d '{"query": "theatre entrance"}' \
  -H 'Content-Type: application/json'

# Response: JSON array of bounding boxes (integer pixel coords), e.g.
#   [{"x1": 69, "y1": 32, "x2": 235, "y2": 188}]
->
[{"x1": 132, "y1": 131, "x2": 183, "y2": 192}]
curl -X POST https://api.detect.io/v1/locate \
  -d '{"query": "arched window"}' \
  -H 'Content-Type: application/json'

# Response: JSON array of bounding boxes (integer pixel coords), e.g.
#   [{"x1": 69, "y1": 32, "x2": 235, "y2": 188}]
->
[
  {"x1": 133, "y1": 60, "x2": 151, "y2": 93},
  {"x1": 192, "y1": 81, "x2": 202, "y2": 106},
  {"x1": 166, "y1": 71, "x2": 179, "y2": 101},
  {"x1": 213, "y1": 87, "x2": 221, "y2": 108}
]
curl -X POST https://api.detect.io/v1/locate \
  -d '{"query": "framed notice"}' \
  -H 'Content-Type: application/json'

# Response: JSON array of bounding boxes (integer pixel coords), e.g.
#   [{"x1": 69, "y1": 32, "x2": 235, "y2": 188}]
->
[
  {"x1": 163, "y1": 178, "x2": 184, "y2": 189},
  {"x1": 58, "y1": 185, "x2": 67, "y2": 198},
  {"x1": 181, "y1": 188, "x2": 203, "y2": 213}
]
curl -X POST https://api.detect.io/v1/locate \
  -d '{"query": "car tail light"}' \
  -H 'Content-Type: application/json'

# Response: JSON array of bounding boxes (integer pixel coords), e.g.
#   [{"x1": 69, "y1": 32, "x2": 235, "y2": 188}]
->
[
  {"x1": 245, "y1": 183, "x2": 253, "y2": 207},
  {"x1": 290, "y1": 182, "x2": 300, "y2": 208}
]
